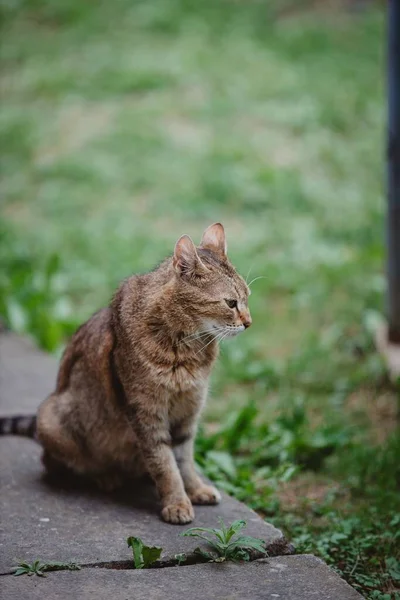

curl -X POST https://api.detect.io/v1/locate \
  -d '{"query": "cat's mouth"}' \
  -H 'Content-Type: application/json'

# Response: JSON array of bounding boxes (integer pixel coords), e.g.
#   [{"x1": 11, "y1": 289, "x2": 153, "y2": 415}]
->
[{"x1": 212, "y1": 324, "x2": 245, "y2": 338}]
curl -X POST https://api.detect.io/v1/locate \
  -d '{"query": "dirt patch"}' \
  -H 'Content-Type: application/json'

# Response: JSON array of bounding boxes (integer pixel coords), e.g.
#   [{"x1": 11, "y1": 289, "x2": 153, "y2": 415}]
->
[
  {"x1": 346, "y1": 387, "x2": 399, "y2": 444},
  {"x1": 277, "y1": 472, "x2": 345, "y2": 513}
]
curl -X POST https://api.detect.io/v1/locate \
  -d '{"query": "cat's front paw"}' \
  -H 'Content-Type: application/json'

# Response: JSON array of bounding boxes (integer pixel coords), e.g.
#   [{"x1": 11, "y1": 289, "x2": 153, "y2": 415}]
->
[
  {"x1": 161, "y1": 498, "x2": 194, "y2": 524},
  {"x1": 188, "y1": 484, "x2": 221, "y2": 505}
]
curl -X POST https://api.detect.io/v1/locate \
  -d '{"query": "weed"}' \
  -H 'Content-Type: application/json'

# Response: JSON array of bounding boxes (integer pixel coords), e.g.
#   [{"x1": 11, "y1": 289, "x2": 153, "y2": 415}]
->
[
  {"x1": 174, "y1": 553, "x2": 187, "y2": 566},
  {"x1": 181, "y1": 518, "x2": 267, "y2": 563},
  {"x1": 13, "y1": 560, "x2": 81, "y2": 577},
  {"x1": 271, "y1": 433, "x2": 400, "y2": 599},
  {"x1": 126, "y1": 536, "x2": 162, "y2": 569},
  {"x1": 195, "y1": 398, "x2": 348, "y2": 511}
]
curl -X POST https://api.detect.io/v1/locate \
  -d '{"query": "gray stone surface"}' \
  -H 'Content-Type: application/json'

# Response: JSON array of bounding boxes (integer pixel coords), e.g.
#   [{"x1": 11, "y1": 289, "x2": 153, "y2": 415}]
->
[
  {"x1": 0, "y1": 332, "x2": 284, "y2": 572},
  {"x1": 0, "y1": 436, "x2": 284, "y2": 573},
  {"x1": 0, "y1": 332, "x2": 56, "y2": 413},
  {"x1": 0, "y1": 332, "x2": 362, "y2": 600},
  {"x1": 1, "y1": 556, "x2": 362, "y2": 600}
]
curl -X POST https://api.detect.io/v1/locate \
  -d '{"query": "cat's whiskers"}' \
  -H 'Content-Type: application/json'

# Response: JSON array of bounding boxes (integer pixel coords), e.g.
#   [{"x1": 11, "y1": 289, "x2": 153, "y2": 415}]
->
[
  {"x1": 248, "y1": 275, "x2": 267, "y2": 288},
  {"x1": 194, "y1": 327, "x2": 228, "y2": 356},
  {"x1": 245, "y1": 264, "x2": 254, "y2": 285},
  {"x1": 179, "y1": 326, "x2": 227, "y2": 345},
  {"x1": 179, "y1": 328, "x2": 218, "y2": 345},
  {"x1": 215, "y1": 331, "x2": 230, "y2": 354},
  {"x1": 195, "y1": 335, "x2": 219, "y2": 357}
]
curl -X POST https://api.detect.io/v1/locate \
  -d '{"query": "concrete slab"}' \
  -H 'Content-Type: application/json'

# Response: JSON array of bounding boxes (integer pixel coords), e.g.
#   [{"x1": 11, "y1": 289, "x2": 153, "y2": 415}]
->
[
  {"x1": 1, "y1": 556, "x2": 362, "y2": 600},
  {"x1": 0, "y1": 331, "x2": 362, "y2": 600},
  {"x1": 0, "y1": 436, "x2": 286, "y2": 573},
  {"x1": 0, "y1": 332, "x2": 56, "y2": 413},
  {"x1": 0, "y1": 332, "x2": 285, "y2": 572}
]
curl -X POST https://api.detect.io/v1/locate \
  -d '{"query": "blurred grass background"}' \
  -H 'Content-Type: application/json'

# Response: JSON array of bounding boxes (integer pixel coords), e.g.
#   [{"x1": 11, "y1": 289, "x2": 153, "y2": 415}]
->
[{"x1": 1, "y1": 1, "x2": 399, "y2": 597}]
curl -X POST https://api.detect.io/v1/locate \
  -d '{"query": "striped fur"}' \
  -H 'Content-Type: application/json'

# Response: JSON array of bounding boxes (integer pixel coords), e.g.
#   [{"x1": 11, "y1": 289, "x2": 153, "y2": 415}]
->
[
  {"x1": 11, "y1": 224, "x2": 251, "y2": 524},
  {"x1": 0, "y1": 415, "x2": 37, "y2": 438}
]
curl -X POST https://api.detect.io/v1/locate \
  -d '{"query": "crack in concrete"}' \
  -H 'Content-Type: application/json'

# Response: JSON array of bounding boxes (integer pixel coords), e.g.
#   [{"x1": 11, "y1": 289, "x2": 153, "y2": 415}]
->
[{"x1": 0, "y1": 538, "x2": 295, "y2": 577}]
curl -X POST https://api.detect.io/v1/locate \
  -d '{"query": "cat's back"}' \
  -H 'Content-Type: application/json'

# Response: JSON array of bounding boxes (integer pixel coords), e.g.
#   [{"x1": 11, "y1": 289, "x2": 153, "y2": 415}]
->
[{"x1": 56, "y1": 307, "x2": 114, "y2": 392}]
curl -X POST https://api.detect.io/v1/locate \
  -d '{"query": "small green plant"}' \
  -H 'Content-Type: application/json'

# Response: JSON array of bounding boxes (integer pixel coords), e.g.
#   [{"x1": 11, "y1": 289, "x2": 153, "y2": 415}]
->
[
  {"x1": 14, "y1": 560, "x2": 47, "y2": 577},
  {"x1": 181, "y1": 518, "x2": 267, "y2": 562},
  {"x1": 13, "y1": 560, "x2": 81, "y2": 577},
  {"x1": 174, "y1": 553, "x2": 187, "y2": 566},
  {"x1": 127, "y1": 536, "x2": 162, "y2": 569}
]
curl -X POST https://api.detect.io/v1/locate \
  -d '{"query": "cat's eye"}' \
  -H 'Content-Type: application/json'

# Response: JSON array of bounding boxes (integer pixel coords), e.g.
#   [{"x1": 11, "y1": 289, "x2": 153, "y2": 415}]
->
[{"x1": 225, "y1": 299, "x2": 238, "y2": 309}]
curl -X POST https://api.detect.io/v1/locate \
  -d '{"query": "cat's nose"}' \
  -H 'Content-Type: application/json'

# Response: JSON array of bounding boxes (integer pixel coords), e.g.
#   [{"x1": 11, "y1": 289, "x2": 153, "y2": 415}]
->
[{"x1": 241, "y1": 312, "x2": 252, "y2": 328}]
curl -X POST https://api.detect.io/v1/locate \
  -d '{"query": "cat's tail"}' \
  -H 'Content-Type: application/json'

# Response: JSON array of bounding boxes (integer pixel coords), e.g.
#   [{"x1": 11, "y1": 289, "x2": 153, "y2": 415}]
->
[{"x1": 0, "y1": 415, "x2": 37, "y2": 438}]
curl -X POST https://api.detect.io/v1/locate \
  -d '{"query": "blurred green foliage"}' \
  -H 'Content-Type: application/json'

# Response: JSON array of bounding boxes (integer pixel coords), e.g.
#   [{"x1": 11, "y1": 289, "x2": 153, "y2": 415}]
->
[
  {"x1": 1, "y1": 0, "x2": 399, "y2": 597},
  {"x1": 0, "y1": 223, "x2": 79, "y2": 351}
]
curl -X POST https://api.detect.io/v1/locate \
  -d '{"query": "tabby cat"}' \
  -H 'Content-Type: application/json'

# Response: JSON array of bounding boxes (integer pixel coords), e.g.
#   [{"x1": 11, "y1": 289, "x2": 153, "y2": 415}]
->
[{"x1": 0, "y1": 223, "x2": 252, "y2": 524}]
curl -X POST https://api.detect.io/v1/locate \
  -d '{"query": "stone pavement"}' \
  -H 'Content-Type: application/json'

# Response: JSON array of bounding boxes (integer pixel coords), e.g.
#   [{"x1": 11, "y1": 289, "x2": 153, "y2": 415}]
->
[
  {"x1": 0, "y1": 331, "x2": 362, "y2": 599},
  {"x1": 2, "y1": 556, "x2": 362, "y2": 600}
]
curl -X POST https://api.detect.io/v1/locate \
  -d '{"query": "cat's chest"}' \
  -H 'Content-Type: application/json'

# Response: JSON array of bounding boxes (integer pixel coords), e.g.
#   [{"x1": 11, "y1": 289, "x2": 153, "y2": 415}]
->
[
  {"x1": 162, "y1": 364, "x2": 208, "y2": 423},
  {"x1": 167, "y1": 388, "x2": 203, "y2": 424},
  {"x1": 159, "y1": 359, "x2": 210, "y2": 394}
]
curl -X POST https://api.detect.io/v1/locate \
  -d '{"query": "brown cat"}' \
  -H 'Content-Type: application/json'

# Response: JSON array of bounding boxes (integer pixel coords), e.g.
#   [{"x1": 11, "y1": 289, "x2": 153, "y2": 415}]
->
[{"x1": 1, "y1": 223, "x2": 252, "y2": 524}]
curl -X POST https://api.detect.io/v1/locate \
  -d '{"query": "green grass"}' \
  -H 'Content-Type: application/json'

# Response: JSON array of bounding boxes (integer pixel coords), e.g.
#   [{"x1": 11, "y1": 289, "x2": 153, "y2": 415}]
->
[{"x1": 1, "y1": 1, "x2": 399, "y2": 598}]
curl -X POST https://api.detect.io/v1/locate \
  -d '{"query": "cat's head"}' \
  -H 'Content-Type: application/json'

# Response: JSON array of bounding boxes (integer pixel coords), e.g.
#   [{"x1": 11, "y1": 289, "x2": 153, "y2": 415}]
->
[{"x1": 172, "y1": 223, "x2": 252, "y2": 337}]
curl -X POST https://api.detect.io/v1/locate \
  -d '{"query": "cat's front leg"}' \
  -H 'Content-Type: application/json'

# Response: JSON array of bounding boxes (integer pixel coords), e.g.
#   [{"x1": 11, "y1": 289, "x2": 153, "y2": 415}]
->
[
  {"x1": 173, "y1": 430, "x2": 221, "y2": 506},
  {"x1": 128, "y1": 405, "x2": 194, "y2": 524}
]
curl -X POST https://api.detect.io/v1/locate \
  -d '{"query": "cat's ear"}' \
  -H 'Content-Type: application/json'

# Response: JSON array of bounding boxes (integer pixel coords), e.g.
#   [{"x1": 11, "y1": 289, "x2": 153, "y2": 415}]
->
[
  {"x1": 200, "y1": 222, "x2": 227, "y2": 257},
  {"x1": 173, "y1": 235, "x2": 208, "y2": 277}
]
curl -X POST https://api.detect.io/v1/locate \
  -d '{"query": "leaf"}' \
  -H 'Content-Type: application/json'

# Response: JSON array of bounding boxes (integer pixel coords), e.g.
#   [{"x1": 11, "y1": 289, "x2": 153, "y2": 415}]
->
[
  {"x1": 207, "y1": 451, "x2": 237, "y2": 479},
  {"x1": 207, "y1": 540, "x2": 227, "y2": 554},
  {"x1": 181, "y1": 526, "x2": 222, "y2": 537},
  {"x1": 211, "y1": 529, "x2": 227, "y2": 544},
  {"x1": 220, "y1": 401, "x2": 258, "y2": 452},
  {"x1": 193, "y1": 547, "x2": 215, "y2": 562},
  {"x1": 182, "y1": 519, "x2": 261, "y2": 561},
  {"x1": 44, "y1": 253, "x2": 61, "y2": 285},
  {"x1": 182, "y1": 524, "x2": 229, "y2": 546},
  {"x1": 43, "y1": 561, "x2": 82, "y2": 572},
  {"x1": 127, "y1": 536, "x2": 144, "y2": 569},
  {"x1": 228, "y1": 536, "x2": 267, "y2": 554},
  {"x1": 386, "y1": 556, "x2": 400, "y2": 582},
  {"x1": 127, "y1": 536, "x2": 162, "y2": 569},
  {"x1": 217, "y1": 517, "x2": 228, "y2": 541},
  {"x1": 229, "y1": 548, "x2": 250, "y2": 562},
  {"x1": 224, "y1": 519, "x2": 246, "y2": 542},
  {"x1": 280, "y1": 464, "x2": 298, "y2": 482},
  {"x1": 141, "y1": 545, "x2": 162, "y2": 568},
  {"x1": 174, "y1": 553, "x2": 187, "y2": 566},
  {"x1": 14, "y1": 568, "x2": 28, "y2": 576},
  {"x1": 180, "y1": 529, "x2": 221, "y2": 550}
]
